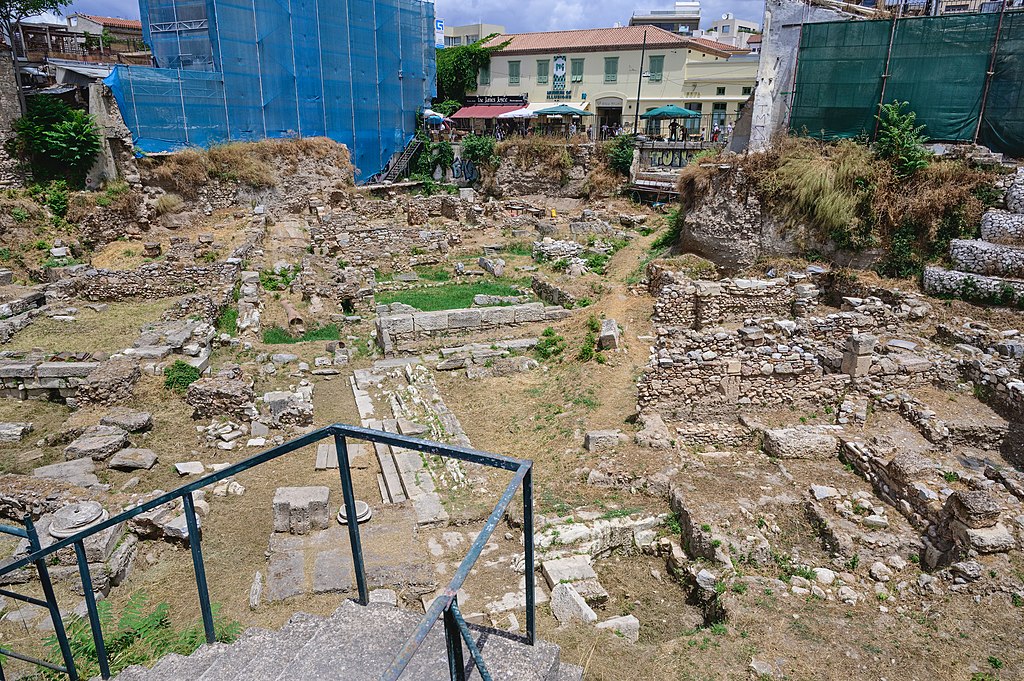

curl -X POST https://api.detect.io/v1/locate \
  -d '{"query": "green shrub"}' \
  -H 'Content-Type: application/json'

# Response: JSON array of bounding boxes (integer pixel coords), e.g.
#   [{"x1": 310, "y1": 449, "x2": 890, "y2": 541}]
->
[
  {"x1": 6, "y1": 98, "x2": 101, "y2": 187},
  {"x1": 461, "y1": 134, "x2": 497, "y2": 167},
  {"x1": 43, "y1": 593, "x2": 240, "y2": 680},
  {"x1": 164, "y1": 360, "x2": 201, "y2": 394},
  {"x1": 259, "y1": 265, "x2": 299, "y2": 291},
  {"x1": 216, "y1": 307, "x2": 238, "y2": 335},
  {"x1": 10, "y1": 207, "x2": 28, "y2": 222},
  {"x1": 877, "y1": 222, "x2": 924, "y2": 278},
  {"x1": 534, "y1": 327, "x2": 566, "y2": 360},
  {"x1": 43, "y1": 180, "x2": 69, "y2": 218},
  {"x1": 605, "y1": 134, "x2": 636, "y2": 176},
  {"x1": 651, "y1": 209, "x2": 684, "y2": 252},
  {"x1": 874, "y1": 101, "x2": 930, "y2": 179}
]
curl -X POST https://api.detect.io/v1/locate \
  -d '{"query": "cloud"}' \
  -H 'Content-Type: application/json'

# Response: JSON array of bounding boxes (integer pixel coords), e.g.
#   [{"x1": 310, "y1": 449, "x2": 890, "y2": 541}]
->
[
  {"x1": 50, "y1": 0, "x2": 764, "y2": 37},
  {"x1": 435, "y1": 0, "x2": 765, "y2": 33}
]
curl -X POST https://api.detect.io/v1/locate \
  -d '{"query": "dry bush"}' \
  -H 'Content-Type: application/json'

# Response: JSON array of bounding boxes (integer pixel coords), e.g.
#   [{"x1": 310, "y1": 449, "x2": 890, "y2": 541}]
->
[
  {"x1": 497, "y1": 138, "x2": 576, "y2": 172},
  {"x1": 582, "y1": 164, "x2": 622, "y2": 198},
  {"x1": 675, "y1": 148, "x2": 727, "y2": 209},
  {"x1": 153, "y1": 193, "x2": 184, "y2": 216},
  {"x1": 141, "y1": 137, "x2": 354, "y2": 197}
]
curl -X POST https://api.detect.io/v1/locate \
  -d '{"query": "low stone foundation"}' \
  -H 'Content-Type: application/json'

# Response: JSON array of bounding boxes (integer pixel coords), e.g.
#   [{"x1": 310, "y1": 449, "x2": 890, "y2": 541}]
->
[{"x1": 375, "y1": 303, "x2": 570, "y2": 354}]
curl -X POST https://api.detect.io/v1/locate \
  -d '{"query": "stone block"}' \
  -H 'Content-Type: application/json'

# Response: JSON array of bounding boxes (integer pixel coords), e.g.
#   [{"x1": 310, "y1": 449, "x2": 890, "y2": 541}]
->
[
  {"x1": 381, "y1": 315, "x2": 414, "y2": 335},
  {"x1": 447, "y1": 309, "x2": 482, "y2": 330},
  {"x1": 584, "y1": 430, "x2": 625, "y2": 452},
  {"x1": 36, "y1": 362, "x2": 99, "y2": 378},
  {"x1": 947, "y1": 490, "x2": 1001, "y2": 529},
  {"x1": 0, "y1": 362, "x2": 38, "y2": 378},
  {"x1": 0, "y1": 422, "x2": 32, "y2": 442},
  {"x1": 273, "y1": 486, "x2": 331, "y2": 535},
  {"x1": 513, "y1": 303, "x2": 546, "y2": 324},
  {"x1": 762, "y1": 427, "x2": 840, "y2": 460},
  {"x1": 108, "y1": 448, "x2": 158, "y2": 471},
  {"x1": 413, "y1": 311, "x2": 448, "y2": 333},
  {"x1": 541, "y1": 555, "x2": 597, "y2": 589},
  {"x1": 598, "y1": 318, "x2": 620, "y2": 350},
  {"x1": 64, "y1": 426, "x2": 129, "y2": 461},
  {"x1": 100, "y1": 409, "x2": 153, "y2": 433},
  {"x1": 549, "y1": 583, "x2": 596, "y2": 624},
  {"x1": 480, "y1": 306, "x2": 517, "y2": 327},
  {"x1": 951, "y1": 521, "x2": 1016, "y2": 554},
  {"x1": 596, "y1": 614, "x2": 640, "y2": 643}
]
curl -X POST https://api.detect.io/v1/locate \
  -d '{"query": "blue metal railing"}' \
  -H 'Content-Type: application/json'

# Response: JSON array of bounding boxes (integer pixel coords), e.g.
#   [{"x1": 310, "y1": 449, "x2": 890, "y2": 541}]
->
[{"x1": 0, "y1": 423, "x2": 536, "y2": 681}]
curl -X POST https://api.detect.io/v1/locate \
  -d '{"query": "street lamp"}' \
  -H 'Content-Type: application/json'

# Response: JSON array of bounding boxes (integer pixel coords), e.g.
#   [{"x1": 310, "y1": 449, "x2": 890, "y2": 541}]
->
[{"x1": 632, "y1": 29, "x2": 647, "y2": 135}]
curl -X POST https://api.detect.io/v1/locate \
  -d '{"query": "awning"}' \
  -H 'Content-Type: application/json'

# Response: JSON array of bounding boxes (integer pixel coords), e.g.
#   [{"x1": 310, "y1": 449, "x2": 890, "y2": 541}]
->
[
  {"x1": 525, "y1": 101, "x2": 589, "y2": 114},
  {"x1": 451, "y1": 104, "x2": 526, "y2": 120}
]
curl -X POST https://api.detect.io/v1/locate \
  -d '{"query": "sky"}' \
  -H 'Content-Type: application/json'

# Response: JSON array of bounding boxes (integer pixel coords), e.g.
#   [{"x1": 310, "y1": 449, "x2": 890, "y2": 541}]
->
[{"x1": 43, "y1": 0, "x2": 765, "y2": 34}]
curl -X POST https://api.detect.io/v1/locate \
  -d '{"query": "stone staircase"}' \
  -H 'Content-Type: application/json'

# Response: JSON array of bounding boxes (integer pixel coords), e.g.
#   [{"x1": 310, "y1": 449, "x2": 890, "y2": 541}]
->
[
  {"x1": 924, "y1": 167, "x2": 1024, "y2": 303},
  {"x1": 112, "y1": 600, "x2": 582, "y2": 681}
]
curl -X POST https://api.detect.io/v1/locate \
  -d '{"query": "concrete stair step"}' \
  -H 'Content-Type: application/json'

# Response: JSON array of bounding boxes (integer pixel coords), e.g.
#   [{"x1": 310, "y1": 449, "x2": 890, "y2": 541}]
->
[
  {"x1": 375, "y1": 441, "x2": 407, "y2": 503},
  {"x1": 558, "y1": 663, "x2": 585, "y2": 681},
  {"x1": 280, "y1": 600, "x2": 561, "y2": 681},
  {"x1": 193, "y1": 627, "x2": 277, "y2": 680}
]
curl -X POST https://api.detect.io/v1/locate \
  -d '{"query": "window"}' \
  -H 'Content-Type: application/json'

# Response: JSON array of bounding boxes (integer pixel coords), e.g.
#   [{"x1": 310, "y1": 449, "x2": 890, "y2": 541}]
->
[
  {"x1": 537, "y1": 59, "x2": 549, "y2": 84},
  {"x1": 684, "y1": 103, "x2": 702, "y2": 133},
  {"x1": 479, "y1": 64, "x2": 490, "y2": 86},
  {"x1": 648, "y1": 55, "x2": 664, "y2": 83},
  {"x1": 571, "y1": 58, "x2": 584, "y2": 82},
  {"x1": 645, "y1": 110, "x2": 661, "y2": 136},
  {"x1": 465, "y1": 33, "x2": 478, "y2": 43},
  {"x1": 444, "y1": 36, "x2": 461, "y2": 47},
  {"x1": 509, "y1": 61, "x2": 520, "y2": 85},
  {"x1": 712, "y1": 102, "x2": 727, "y2": 126},
  {"x1": 716, "y1": 86, "x2": 726, "y2": 96},
  {"x1": 741, "y1": 86, "x2": 752, "y2": 96},
  {"x1": 604, "y1": 57, "x2": 618, "y2": 83},
  {"x1": 721, "y1": 25, "x2": 731, "y2": 34}
]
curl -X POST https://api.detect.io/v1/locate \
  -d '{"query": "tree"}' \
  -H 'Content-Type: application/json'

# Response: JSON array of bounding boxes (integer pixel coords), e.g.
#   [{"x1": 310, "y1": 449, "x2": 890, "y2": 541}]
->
[
  {"x1": 435, "y1": 34, "x2": 508, "y2": 103},
  {"x1": 5, "y1": 95, "x2": 101, "y2": 186},
  {"x1": 0, "y1": 0, "x2": 72, "y2": 114},
  {"x1": 874, "y1": 100, "x2": 930, "y2": 179}
]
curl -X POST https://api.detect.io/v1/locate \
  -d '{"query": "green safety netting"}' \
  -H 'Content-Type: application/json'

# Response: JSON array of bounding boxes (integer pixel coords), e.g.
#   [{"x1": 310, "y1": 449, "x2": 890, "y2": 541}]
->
[
  {"x1": 105, "y1": 0, "x2": 436, "y2": 181},
  {"x1": 789, "y1": 11, "x2": 1024, "y2": 158}
]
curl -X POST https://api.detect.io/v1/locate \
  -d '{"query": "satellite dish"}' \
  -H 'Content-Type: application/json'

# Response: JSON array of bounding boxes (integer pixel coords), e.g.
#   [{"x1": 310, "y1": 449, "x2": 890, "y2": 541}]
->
[{"x1": 722, "y1": 12, "x2": 731, "y2": 19}]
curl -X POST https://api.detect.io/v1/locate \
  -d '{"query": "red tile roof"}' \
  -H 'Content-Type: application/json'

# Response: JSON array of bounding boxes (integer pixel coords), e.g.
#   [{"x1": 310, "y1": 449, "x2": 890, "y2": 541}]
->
[
  {"x1": 483, "y1": 26, "x2": 749, "y2": 57},
  {"x1": 747, "y1": 34, "x2": 762, "y2": 43},
  {"x1": 79, "y1": 14, "x2": 142, "y2": 31},
  {"x1": 686, "y1": 37, "x2": 751, "y2": 54},
  {"x1": 483, "y1": 26, "x2": 687, "y2": 55}
]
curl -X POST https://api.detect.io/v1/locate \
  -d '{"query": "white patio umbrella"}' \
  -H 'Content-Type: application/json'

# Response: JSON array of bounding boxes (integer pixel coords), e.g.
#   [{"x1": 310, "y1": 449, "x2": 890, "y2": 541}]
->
[{"x1": 497, "y1": 108, "x2": 536, "y2": 119}]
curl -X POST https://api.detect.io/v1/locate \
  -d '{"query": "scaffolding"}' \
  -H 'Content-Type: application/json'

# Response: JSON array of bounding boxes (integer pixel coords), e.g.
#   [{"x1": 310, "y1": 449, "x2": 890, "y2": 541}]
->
[{"x1": 105, "y1": 0, "x2": 436, "y2": 180}]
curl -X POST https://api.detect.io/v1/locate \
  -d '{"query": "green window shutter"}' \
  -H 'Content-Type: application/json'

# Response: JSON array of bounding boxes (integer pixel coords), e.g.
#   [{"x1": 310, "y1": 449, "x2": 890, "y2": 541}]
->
[
  {"x1": 604, "y1": 57, "x2": 618, "y2": 83},
  {"x1": 509, "y1": 61, "x2": 520, "y2": 85},
  {"x1": 648, "y1": 55, "x2": 664, "y2": 83},
  {"x1": 479, "y1": 64, "x2": 490, "y2": 85},
  {"x1": 571, "y1": 58, "x2": 584, "y2": 82},
  {"x1": 537, "y1": 60, "x2": 549, "y2": 84}
]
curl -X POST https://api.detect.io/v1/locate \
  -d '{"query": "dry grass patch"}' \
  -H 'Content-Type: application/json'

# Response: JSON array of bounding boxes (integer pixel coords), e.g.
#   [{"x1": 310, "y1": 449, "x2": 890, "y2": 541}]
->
[{"x1": 2, "y1": 298, "x2": 178, "y2": 354}]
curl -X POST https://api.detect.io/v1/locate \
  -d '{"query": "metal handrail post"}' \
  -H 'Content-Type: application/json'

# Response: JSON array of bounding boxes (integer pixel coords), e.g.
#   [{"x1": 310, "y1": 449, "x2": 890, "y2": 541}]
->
[
  {"x1": 523, "y1": 465, "x2": 535, "y2": 646},
  {"x1": 334, "y1": 431, "x2": 368, "y2": 605},
  {"x1": 442, "y1": 598, "x2": 466, "y2": 681},
  {"x1": 73, "y1": 541, "x2": 110, "y2": 680},
  {"x1": 182, "y1": 494, "x2": 216, "y2": 644},
  {"x1": 451, "y1": 601, "x2": 492, "y2": 681},
  {"x1": 24, "y1": 516, "x2": 78, "y2": 681}
]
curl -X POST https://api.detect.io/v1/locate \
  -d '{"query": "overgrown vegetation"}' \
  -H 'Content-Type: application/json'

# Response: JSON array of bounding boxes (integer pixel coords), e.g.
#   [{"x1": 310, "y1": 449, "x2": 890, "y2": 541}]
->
[
  {"x1": 434, "y1": 35, "x2": 508, "y2": 102},
  {"x1": 677, "y1": 111, "x2": 1000, "y2": 279},
  {"x1": 5, "y1": 96, "x2": 100, "y2": 188},
  {"x1": 163, "y1": 360, "x2": 201, "y2": 394},
  {"x1": 262, "y1": 324, "x2": 339, "y2": 344},
  {"x1": 374, "y1": 281, "x2": 521, "y2": 312},
  {"x1": 577, "y1": 315, "x2": 606, "y2": 363},
  {"x1": 461, "y1": 134, "x2": 499, "y2": 168},
  {"x1": 604, "y1": 134, "x2": 636, "y2": 176},
  {"x1": 259, "y1": 265, "x2": 299, "y2": 291},
  {"x1": 43, "y1": 593, "x2": 240, "y2": 680},
  {"x1": 216, "y1": 307, "x2": 238, "y2": 335},
  {"x1": 143, "y1": 138, "x2": 353, "y2": 198},
  {"x1": 534, "y1": 326, "x2": 567, "y2": 360}
]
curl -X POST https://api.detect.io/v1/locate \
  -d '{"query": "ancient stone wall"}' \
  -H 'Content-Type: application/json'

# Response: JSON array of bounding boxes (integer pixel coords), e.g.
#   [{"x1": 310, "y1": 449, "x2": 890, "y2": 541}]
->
[
  {"x1": 0, "y1": 52, "x2": 22, "y2": 188},
  {"x1": 50, "y1": 261, "x2": 240, "y2": 301},
  {"x1": 647, "y1": 263, "x2": 820, "y2": 330},
  {"x1": 0, "y1": 359, "x2": 99, "y2": 401},
  {"x1": 923, "y1": 266, "x2": 1024, "y2": 302},
  {"x1": 531, "y1": 277, "x2": 577, "y2": 308},
  {"x1": 490, "y1": 143, "x2": 593, "y2": 199},
  {"x1": 375, "y1": 303, "x2": 570, "y2": 354},
  {"x1": 311, "y1": 218, "x2": 459, "y2": 268}
]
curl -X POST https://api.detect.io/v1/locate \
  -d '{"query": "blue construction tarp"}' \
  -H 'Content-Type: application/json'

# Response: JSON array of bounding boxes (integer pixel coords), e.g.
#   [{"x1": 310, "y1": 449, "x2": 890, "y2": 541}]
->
[{"x1": 106, "y1": 0, "x2": 436, "y2": 180}]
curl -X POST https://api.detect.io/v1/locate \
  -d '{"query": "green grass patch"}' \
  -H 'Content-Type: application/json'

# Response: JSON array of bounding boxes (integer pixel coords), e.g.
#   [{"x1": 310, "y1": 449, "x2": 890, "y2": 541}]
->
[
  {"x1": 216, "y1": 307, "x2": 238, "y2": 335},
  {"x1": 375, "y1": 281, "x2": 521, "y2": 312},
  {"x1": 164, "y1": 360, "x2": 200, "y2": 394},
  {"x1": 262, "y1": 324, "x2": 339, "y2": 344}
]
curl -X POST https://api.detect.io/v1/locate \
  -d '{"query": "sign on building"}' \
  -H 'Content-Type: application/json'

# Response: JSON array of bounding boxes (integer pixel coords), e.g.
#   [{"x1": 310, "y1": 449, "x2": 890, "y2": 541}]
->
[{"x1": 435, "y1": 19, "x2": 445, "y2": 49}]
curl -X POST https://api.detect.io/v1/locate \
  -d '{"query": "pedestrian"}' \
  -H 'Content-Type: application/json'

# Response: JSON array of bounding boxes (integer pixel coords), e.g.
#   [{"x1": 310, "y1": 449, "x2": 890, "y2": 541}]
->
[
  {"x1": 601, "y1": 123, "x2": 609, "y2": 139},
  {"x1": 587, "y1": 125, "x2": 593, "y2": 141},
  {"x1": 569, "y1": 121, "x2": 577, "y2": 137},
  {"x1": 668, "y1": 119, "x2": 679, "y2": 141},
  {"x1": 712, "y1": 124, "x2": 720, "y2": 143}
]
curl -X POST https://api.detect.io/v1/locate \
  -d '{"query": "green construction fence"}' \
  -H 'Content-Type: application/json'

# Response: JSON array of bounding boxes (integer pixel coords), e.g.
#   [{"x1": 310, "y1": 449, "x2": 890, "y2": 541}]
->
[{"x1": 788, "y1": 10, "x2": 1024, "y2": 158}]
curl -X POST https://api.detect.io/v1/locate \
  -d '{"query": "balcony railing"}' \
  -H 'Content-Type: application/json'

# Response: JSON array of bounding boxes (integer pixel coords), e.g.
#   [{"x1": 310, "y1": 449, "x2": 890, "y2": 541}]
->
[{"x1": 0, "y1": 423, "x2": 535, "y2": 681}]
